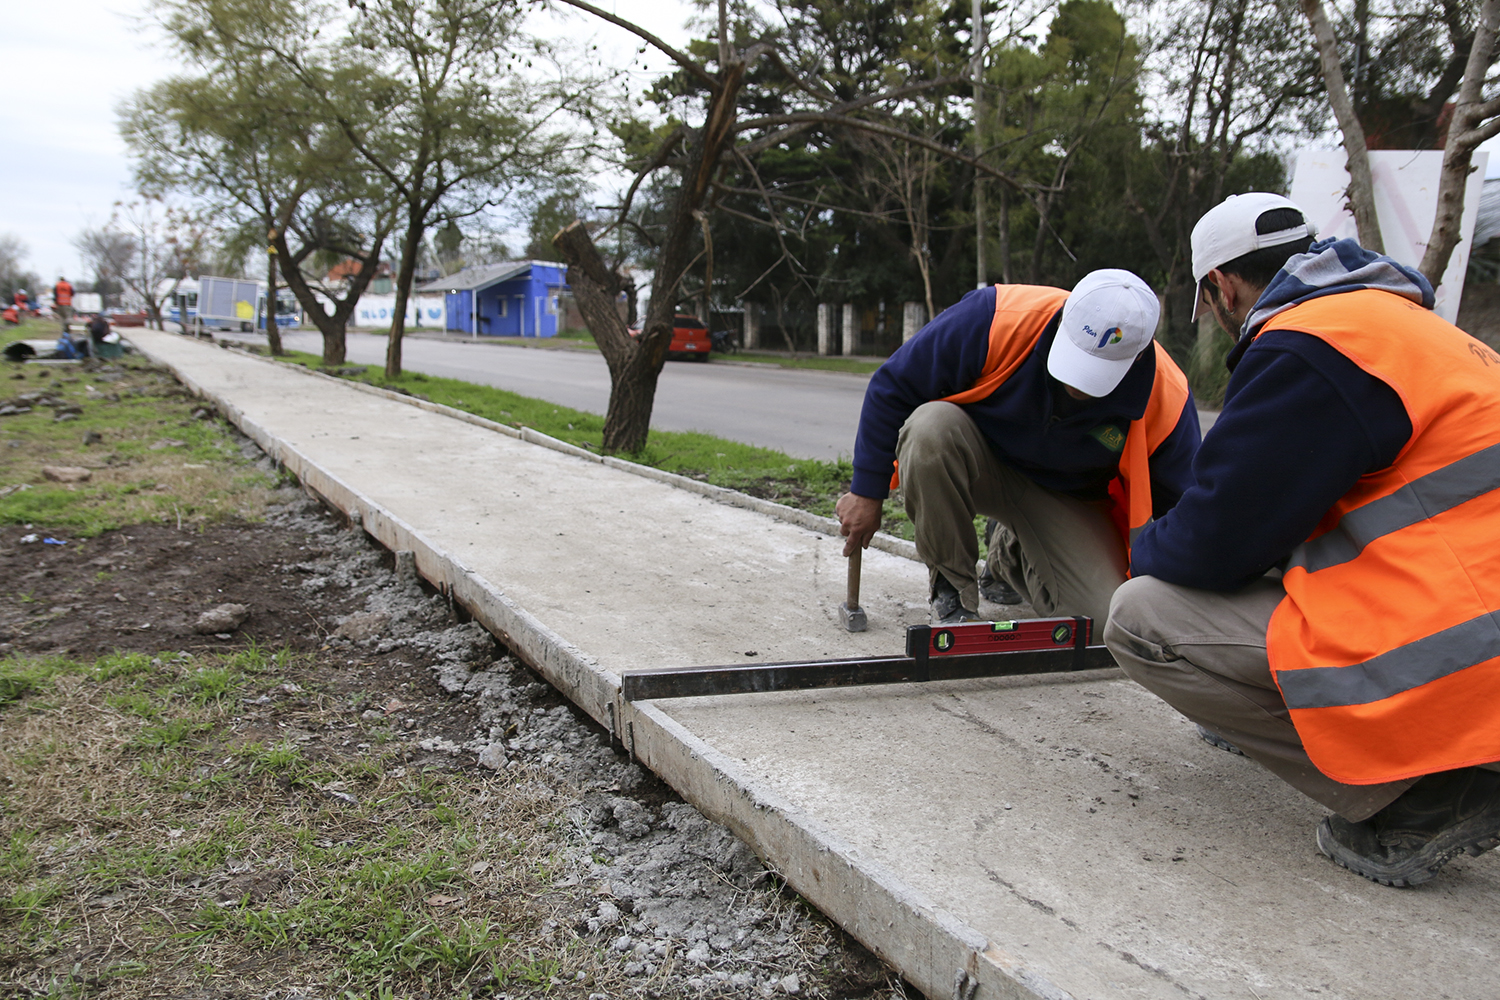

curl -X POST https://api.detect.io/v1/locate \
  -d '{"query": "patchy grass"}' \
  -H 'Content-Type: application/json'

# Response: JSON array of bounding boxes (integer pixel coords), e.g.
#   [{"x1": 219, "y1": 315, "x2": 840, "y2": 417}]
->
[
  {"x1": 0, "y1": 646, "x2": 605, "y2": 998},
  {"x1": 279, "y1": 347, "x2": 918, "y2": 538},
  {"x1": 0, "y1": 320, "x2": 282, "y2": 536}
]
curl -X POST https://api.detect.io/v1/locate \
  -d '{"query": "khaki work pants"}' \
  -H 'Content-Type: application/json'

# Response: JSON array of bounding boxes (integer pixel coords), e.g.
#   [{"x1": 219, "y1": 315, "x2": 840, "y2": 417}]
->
[
  {"x1": 1105, "y1": 574, "x2": 1415, "y2": 821},
  {"x1": 895, "y1": 401, "x2": 1126, "y2": 626}
]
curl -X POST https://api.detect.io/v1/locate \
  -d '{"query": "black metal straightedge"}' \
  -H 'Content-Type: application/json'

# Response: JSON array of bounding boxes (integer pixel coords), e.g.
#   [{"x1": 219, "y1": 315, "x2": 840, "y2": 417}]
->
[{"x1": 621, "y1": 643, "x2": 1117, "y2": 702}]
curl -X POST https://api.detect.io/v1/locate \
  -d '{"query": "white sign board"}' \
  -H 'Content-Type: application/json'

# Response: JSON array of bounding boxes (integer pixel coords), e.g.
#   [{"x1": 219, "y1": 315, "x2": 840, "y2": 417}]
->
[
  {"x1": 354, "y1": 295, "x2": 445, "y2": 329},
  {"x1": 1289, "y1": 149, "x2": 1489, "y2": 323}
]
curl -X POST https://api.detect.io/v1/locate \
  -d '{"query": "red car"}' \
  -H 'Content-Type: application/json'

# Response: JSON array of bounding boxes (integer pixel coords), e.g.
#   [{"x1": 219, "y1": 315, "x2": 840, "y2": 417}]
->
[{"x1": 629, "y1": 314, "x2": 712, "y2": 361}]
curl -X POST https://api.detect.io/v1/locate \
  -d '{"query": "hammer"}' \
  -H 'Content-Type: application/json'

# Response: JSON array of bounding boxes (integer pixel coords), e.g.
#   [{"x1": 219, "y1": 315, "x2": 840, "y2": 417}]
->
[{"x1": 839, "y1": 547, "x2": 868, "y2": 632}]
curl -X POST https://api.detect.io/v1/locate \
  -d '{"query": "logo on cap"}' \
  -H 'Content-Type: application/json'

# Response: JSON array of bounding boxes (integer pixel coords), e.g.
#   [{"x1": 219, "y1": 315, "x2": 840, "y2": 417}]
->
[{"x1": 1083, "y1": 324, "x2": 1124, "y2": 349}]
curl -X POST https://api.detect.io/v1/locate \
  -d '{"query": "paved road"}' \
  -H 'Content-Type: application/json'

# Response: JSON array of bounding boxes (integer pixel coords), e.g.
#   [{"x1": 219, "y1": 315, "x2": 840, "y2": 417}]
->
[
  {"x1": 218, "y1": 329, "x2": 1218, "y2": 460},
  {"x1": 223, "y1": 330, "x2": 870, "y2": 461}
]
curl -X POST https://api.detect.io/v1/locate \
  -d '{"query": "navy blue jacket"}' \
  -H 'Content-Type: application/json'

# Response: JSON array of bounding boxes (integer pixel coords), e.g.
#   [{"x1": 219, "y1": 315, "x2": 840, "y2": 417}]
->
[
  {"x1": 1129, "y1": 326, "x2": 1412, "y2": 590},
  {"x1": 851, "y1": 286, "x2": 1200, "y2": 513}
]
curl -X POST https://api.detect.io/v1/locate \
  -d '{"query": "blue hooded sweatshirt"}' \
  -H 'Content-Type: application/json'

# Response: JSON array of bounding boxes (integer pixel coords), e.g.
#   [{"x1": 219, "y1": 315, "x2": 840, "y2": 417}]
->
[{"x1": 1129, "y1": 239, "x2": 1431, "y2": 590}]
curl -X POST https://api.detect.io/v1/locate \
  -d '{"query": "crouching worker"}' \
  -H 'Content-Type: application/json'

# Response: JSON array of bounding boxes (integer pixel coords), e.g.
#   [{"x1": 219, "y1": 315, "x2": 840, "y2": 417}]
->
[
  {"x1": 836, "y1": 270, "x2": 1200, "y2": 627},
  {"x1": 1108, "y1": 192, "x2": 1500, "y2": 886}
]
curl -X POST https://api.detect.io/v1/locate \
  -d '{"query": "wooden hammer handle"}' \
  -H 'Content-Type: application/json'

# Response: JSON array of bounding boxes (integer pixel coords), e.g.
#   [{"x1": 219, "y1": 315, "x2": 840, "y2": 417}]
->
[{"x1": 847, "y1": 546, "x2": 862, "y2": 608}]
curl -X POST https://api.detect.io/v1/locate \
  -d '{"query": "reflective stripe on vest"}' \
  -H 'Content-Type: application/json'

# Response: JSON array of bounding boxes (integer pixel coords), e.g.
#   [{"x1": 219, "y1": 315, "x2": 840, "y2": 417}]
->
[
  {"x1": 890, "y1": 284, "x2": 1188, "y2": 549},
  {"x1": 1265, "y1": 289, "x2": 1500, "y2": 784}
]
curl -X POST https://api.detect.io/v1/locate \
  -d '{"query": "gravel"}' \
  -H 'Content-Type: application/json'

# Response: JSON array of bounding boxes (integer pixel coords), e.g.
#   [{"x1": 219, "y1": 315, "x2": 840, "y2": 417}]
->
[{"x1": 260, "y1": 489, "x2": 901, "y2": 999}]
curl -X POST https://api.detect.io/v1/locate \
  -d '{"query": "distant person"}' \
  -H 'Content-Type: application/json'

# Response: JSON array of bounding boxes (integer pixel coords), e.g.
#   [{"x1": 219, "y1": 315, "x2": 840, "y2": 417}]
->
[
  {"x1": 86, "y1": 312, "x2": 110, "y2": 356},
  {"x1": 835, "y1": 270, "x2": 1200, "y2": 627},
  {"x1": 13, "y1": 288, "x2": 30, "y2": 316},
  {"x1": 53, "y1": 277, "x2": 74, "y2": 332},
  {"x1": 1107, "y1": 192, "x2": 1500, "y2": 887}
]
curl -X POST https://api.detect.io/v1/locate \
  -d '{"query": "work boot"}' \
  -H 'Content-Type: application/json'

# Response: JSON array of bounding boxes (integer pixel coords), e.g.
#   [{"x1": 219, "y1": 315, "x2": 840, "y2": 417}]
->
[
  {"x1": 1316, "y1": 766, "x2": 1500, "y2": 887},
  {"x1": 931, "y1": 573, "x2": 979, "y2": 625},
  {"x1": 978, "y1": 518, "x2": 1025, "y2": 605},
  {"x1": 1196, "y1": 724, "x2": 1246, "y2": 756},
  {"x1": 978, "y1": 566, "x2": 1024, "y2": 606}
]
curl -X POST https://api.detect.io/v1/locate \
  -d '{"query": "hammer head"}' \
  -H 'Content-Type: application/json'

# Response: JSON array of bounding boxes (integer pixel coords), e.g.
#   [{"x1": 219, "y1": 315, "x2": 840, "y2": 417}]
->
[{"x1": 839, "y1": 602, "x2": 867, "y2": 632}]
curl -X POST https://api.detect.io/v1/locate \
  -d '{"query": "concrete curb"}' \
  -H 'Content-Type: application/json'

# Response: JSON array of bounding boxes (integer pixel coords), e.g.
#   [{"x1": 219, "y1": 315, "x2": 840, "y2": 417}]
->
[{"x1": 129, "y1": 332, "x2": 1074, "y2": 1000}]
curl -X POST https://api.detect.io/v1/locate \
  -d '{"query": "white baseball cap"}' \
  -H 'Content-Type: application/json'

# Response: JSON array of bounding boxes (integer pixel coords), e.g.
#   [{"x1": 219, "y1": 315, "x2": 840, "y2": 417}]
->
[
  {"x1": 1190, "y1": 193, "x2": 1312, "y2": 319},
  {"x1": 1047, "y1": 269, "x2": 1161, "y2": 397}
]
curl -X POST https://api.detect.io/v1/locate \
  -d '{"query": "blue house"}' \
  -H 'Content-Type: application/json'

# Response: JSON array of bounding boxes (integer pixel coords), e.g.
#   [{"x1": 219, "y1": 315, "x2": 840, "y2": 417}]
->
[{"x1": 418, "y1": 261, "x2": 568, "y2": 337}]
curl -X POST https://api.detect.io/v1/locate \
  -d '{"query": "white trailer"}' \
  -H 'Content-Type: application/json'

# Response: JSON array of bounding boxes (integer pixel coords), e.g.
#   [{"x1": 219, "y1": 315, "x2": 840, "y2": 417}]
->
[{"x1": 196, "y1": 276, "x2": 262, "y2": 332}]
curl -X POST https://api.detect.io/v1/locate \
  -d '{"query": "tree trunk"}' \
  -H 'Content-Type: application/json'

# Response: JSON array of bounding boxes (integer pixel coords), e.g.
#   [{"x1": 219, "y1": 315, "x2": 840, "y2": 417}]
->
[
  {"x1": 554, "y1": 220, "x2": 665, "y2": 453},
  {"x1": 273, "y1": 231, "x2": 388, "y2": 367},
  {"x1": 999, "y1": 184, "x2": 1012, "y2": 284},
  {"x1": 554, "y1": 62, "x2": 747, "y2": 454},
  {"x1": 1301, "y1": 0, "x2": 1384, "y2": 253},
  {"x1": 386, "y1": 214, "x2": 423, "y2": 380},
  {"x1": 972, "y1": 0, "x2": 987, "y2": 289},
  {"x1": 1028, "y1": 191, "x2": 1052, "y2": 284},
  {"x1": 265, "y1": 237, "x2": 285, "y2": 356},
  {"x1": 1419, "y1": 0, "x2": 1500, "y2": 285}
]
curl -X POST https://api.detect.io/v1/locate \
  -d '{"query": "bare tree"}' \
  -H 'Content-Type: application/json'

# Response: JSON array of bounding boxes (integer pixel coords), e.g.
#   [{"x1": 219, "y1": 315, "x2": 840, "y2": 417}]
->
[
  {"x1": 1420, "y1": 0, "x2": 1500, "y2": 284},
  {"x1": 119, "y1": 200, "x2": 211, "y2": 329},
  {"x1": 550, "y1": 0, "x2": 1027, "y2": 454},
  {"x1": 73, "y1": 226, "x2": 138, "y2": 312},
  {"x1": 858, "y1": 129, "x2": 941, "y2": 320},
  {"x1": 0, "y1": 235, "x2": 41, "y2": 304},
  {"x1": 1302, "y1": 0, "x2": 1384, "y2": 252},
  {"x1": 1128, "y1": 0, "x2": 1321, "y2": 351}
]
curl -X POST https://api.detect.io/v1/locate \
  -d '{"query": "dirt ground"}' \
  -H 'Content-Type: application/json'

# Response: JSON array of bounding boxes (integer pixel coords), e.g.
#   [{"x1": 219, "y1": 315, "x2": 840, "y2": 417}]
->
[{"x1": 0, "y1": 354, "x2": 907, "y2": 998}]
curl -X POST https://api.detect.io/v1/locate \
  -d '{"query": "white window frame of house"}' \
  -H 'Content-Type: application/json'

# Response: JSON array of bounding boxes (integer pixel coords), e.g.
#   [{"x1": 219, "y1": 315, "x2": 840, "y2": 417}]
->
[{"x1": 498, "y1": 298, "x2": 508, "y2": 318}]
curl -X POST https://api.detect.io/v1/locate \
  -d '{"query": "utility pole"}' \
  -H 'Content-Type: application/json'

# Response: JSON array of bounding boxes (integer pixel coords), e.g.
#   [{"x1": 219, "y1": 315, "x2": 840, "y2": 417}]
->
[{"x1": 972, "y1": 0, "x2": 988, "y2": 290}]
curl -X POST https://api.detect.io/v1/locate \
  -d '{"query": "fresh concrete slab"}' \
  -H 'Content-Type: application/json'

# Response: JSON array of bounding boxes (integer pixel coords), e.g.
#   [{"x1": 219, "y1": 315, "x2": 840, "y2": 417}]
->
[{"x1": 127, "y1": 330, "x2": 1498, "y2": 1000}]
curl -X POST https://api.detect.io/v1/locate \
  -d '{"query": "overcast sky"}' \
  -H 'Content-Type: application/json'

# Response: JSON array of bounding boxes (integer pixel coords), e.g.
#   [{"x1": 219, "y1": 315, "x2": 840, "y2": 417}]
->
[
  {"x1": 0, "y1": 0, "x2": 698, "y2": 285},
  {"x1": 8, "y1": 1, "x2": 1500, "y2": 288}
]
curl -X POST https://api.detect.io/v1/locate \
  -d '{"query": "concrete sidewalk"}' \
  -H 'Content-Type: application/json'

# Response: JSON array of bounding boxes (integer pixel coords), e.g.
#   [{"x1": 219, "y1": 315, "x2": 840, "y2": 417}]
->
[{"x1": 131, "y1": 330, "x2": 1495, "y2": 1000}]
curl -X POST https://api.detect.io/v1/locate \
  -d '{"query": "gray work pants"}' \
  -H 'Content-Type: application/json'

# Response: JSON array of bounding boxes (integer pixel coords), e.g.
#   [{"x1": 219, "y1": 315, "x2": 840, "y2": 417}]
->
[
  {"x1": 1105, "y1": 574, "x2": 1414, "y2": 821},
  {"x1": 895, "y1": 401, "x2": 1126, "y2": 627}
]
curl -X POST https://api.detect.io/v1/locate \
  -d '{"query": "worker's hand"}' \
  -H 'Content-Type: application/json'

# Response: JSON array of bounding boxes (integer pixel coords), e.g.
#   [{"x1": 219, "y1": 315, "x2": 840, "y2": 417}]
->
[{"x1": 836, "y1": 492, "x2": 882, "y2": 557}]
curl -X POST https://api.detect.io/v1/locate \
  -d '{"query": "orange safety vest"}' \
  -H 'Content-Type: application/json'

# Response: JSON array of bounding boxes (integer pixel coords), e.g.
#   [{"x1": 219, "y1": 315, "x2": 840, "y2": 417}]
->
[
  {"x1": 892, "y1": 284, "x2": 1190, "y2": 549},
  {"x1": 54, "y1": 281, "x2": 73, "y2": 307},
  {"x1": 1266, "y1": 289, "x2": 1500, "y2": 785}
]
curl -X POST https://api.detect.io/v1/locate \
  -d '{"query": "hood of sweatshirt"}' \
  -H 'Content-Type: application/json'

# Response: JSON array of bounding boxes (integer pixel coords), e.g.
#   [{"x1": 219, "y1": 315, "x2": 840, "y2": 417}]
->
[{"x1": 1226, "y1": 238, "x2": 1435, "y2": 371}]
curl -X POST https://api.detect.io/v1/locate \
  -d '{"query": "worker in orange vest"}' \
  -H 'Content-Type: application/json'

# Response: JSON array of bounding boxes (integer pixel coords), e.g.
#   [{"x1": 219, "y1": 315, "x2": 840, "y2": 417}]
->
[
  {"x1": 836, "y1": 270, "x2": 1200, "y2": 628},
  {"x1": 1107, "y1": 192, "x2": 1500, "y2": 887},
  {"x1": 53, "y1": 277, "x2": 74, "y2": 333}
]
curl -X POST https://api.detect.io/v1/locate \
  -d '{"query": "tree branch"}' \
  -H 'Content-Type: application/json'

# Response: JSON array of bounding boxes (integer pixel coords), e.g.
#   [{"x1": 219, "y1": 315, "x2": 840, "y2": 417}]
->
[
  {"x1": 551, "y1": 0, "x2": 719, "y2": 92},
  {"x1": 737, "y1": 112, "x2": 1032, "y2": 191},
  {"x1": 1301, "y1": 0, "x2": 1383, "y2": 252}
]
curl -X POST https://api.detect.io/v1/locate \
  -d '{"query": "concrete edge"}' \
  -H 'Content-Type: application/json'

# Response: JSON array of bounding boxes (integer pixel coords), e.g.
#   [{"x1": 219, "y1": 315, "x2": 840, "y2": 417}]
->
[
  {"x1": 626, "y1": 701, "x2": 1078, "y2": 1000},
  {"x1": 208, "y1": 339, "x2": 919, "y2": 562},
  {"x1": 131, "y1": 333, "x2": 1075, "y2": 1000}
]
